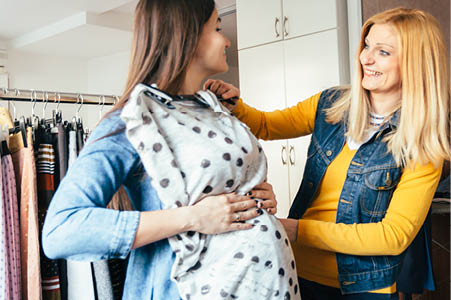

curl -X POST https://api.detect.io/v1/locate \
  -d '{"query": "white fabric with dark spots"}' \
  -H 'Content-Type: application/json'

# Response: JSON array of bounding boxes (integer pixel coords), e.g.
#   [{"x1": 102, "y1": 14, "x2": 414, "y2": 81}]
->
[{"x1": 121, "y1": 84, "x2": 300, "y2": 300}]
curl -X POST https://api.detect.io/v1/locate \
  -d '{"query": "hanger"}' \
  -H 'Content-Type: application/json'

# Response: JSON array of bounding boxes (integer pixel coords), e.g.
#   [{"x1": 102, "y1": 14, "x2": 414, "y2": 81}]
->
[
  {"x1": 98, "y1": 95, "x2": 105, "y2": 121},
  {"x1": 76, "y1": 93, "x2": 84, "y2": 125},
  {"x1": 42, "y1": 91, "x2": 49, "y2": 120},
  {"x1": 52, "y1": 92, "x2": 62, "y2": 126}
]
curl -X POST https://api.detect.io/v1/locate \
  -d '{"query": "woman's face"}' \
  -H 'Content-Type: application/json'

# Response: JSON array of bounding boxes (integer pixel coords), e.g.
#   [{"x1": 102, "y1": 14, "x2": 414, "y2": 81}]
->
[
  {"x1": 360, "y1": 23, "x2": 401, "y2": 101},
  {"x1": 192, "y1": 8, "x2": 231, "y2": 76}
]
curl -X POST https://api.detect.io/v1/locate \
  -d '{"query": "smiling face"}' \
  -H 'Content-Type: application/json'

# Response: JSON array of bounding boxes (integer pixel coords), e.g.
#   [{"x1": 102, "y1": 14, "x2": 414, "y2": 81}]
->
[
  {"x1": 360, "y1": 23, "x2": 401, "y2": 103},
  {"x1": 192, "y1": 8, "x2": 231, "y2": 77}
]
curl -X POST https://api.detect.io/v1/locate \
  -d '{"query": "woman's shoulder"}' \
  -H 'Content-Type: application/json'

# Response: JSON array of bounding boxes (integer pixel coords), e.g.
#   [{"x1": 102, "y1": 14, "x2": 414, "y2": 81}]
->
[
  {"x1": 317, "y1": 86, "x2": 349, "y2": 108},
  {"x1": 320, "y1": 86, "x2": 348, "y2": 100}
]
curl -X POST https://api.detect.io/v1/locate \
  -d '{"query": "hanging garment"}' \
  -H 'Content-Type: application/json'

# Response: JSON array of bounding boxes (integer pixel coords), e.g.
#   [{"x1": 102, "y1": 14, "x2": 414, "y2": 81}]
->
[
  {"x1": 36, "y1": 129, "x2": 61, "y2": 300},
  {"x1": 76, "y1": 123, "x2": 84, "y2": 155},
  {"x1": 56, "y1": 123, "x2": 68, "y2": 182},
  {"x1": 66, "y1": 129, "x2": 96, "y2": 300},
  {"x1": 0, "y1": 153, "x2": 8, "y2": 300},
  {"x1": 121, "y1": 84, "x2": 298, "y2": 300},
  {"x1": 68, "y1": 131, "x2": 76, "y2": 168},
  {"x1": 91, "y1": 261, "x2": 114, "y2": 300},
  {"x1": 13, "y1": 128, "x2": 41, "y2": 300},
  {"x1": 0, "y1": 107, "x2": 41, "y2": 300},
  {"x1": 2, "y1": 153, "x2": 21, "y2": 300},
  {"x1": 107, "y1": 259, "x2": 127, "y2": 300},
  {"x1": 51, "y1": 124, "x2": 68, "y2": 300}
]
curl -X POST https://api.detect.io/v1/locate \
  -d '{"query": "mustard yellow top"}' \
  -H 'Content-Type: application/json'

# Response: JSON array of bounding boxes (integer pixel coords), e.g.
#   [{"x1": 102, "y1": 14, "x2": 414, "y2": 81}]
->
[{"x1": 233, "y1": 93, "x2": 442, "y2": 293}]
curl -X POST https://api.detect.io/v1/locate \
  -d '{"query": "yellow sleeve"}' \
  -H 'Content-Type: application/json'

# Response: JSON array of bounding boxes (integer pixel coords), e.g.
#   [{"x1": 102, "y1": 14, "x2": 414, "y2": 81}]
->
[
  {"x1": 296, "y1": 161, "x2": 443, "y2": 256},
  {"x1": 232, "y1": 93, "x2": 321, "y2": 140}
]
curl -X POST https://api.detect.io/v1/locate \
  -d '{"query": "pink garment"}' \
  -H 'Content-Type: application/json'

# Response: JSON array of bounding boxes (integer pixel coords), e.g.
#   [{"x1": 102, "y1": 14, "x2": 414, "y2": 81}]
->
[
  {"x1": 2, "y1": 154, "x2": 21, "y2": 300},
  {"x1": 11, "y1": 128, "x2": 41, "y2": 300},
  {"x1": 0, "y1": 161, "x2": 9, "y2": 299}
]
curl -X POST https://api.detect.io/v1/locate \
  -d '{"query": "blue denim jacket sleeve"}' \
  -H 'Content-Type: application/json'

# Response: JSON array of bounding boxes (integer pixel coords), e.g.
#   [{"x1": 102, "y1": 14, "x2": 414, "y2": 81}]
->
[{"x1": 42, "y1": 112, "x2": 141, "y2": 261}]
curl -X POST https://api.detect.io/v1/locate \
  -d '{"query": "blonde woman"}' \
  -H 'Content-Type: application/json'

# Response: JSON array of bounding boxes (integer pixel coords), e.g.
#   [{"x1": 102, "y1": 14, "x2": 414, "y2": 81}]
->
[{"x1": 206, "y1": 7, "x2": 450, "y2": 300}]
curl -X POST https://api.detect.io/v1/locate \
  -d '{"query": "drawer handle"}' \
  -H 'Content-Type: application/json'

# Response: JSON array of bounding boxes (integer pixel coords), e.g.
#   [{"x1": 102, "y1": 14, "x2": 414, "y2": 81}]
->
[
  {"x1": 281, "y1": 145, "x2": 287, "y2": 165},
  {"x1": 283, "y1": 16, "x2": 289, "y2": 37},
  {"x1": 289, "y1": 145, "x2": 295, "y2": 165},
  {"x1": 275, "y1": 17, "x2": 280, "y2": 37}
]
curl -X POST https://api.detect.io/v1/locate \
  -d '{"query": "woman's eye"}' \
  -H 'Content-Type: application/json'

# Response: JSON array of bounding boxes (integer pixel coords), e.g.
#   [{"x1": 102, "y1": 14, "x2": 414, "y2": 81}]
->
[
  {"x1": 216, "y1": 27, "x2": 222, "y2": 32},
  {"x1": 380, "y1": 50, "x2": 390, "y2": 56},
  {"x1": 363, "y1": 43, "x2": 369, "y2": 49}
]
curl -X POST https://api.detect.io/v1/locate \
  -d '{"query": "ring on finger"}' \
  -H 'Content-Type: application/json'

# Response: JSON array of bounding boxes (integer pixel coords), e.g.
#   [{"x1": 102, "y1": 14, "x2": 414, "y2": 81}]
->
[{"x1": 234, "y1": 213, "x2": 241, "y2": 222}]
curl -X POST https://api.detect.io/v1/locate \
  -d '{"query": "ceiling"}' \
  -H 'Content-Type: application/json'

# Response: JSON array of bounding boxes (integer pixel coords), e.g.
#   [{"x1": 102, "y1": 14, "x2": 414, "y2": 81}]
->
[{"x1": 0, "y1": 0, "x2": 238, "y2": 65}]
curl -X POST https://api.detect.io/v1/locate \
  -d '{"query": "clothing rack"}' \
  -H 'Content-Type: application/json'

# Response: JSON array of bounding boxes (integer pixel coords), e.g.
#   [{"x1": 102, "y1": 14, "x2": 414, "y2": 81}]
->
[{"x1": 0, "y1": 88, "x2": 118, "y2": 106}]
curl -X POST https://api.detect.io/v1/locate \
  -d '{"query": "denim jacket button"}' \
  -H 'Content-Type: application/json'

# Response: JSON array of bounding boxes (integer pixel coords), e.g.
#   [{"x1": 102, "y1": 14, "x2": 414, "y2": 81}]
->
[
  {"x1": 307, "y1": 181, "x2": 314, "y2": 188},
  {"x1": 326, "y1": 150, "x2": 332, "y2": 156}
]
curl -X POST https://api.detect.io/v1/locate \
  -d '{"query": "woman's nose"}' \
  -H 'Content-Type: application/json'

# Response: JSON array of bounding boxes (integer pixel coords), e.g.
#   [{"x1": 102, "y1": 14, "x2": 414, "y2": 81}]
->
[
  {"x1": 225, "y1": 37, "x2": 231, "y2": 49},
  {"x1": 360, "y1": 50, "x2": 374, "y2": 65}
]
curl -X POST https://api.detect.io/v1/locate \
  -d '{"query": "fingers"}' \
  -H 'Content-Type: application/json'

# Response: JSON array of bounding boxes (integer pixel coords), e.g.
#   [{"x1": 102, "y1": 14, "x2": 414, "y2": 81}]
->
[
  {"x1": 249, "y1": 182, "x2": 278, "y2": 214},
  {"x1": 203, "y1": 79, "x2": 240, "y2": 100},
  {"x1": 203, "y1": 79, "x2": 215, "y2": 90},
  {"x1": 229, "y1": 197, "x2": 258, "y2": 212},
  {"x1": 203, "y1": 79, "x2": 224, "y2": 93},
  {"x1": 226, "y1": 194, "x2": 264, "y2": 222},
  {"x1": 229, "y1": 208, "x2": 264, "y2": 223},
  {"x1": 229, "y1": 222, "x2": 254, "y2": 231},
  {"x1": 262, "y1": 200, "x2": 277, "y2": 215},
  {"x1": 248, "y1": 189, "x2": 273, "y2": 201}
]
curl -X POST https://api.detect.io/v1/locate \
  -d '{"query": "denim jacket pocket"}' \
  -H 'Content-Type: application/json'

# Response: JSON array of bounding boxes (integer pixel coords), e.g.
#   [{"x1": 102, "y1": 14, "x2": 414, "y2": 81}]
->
[
  {"x1": 360, "y1": 168, "x2": 401, "y2": 221},
  {"x1": 307, "y1": 136, "x2": 319, "y2": 159}
]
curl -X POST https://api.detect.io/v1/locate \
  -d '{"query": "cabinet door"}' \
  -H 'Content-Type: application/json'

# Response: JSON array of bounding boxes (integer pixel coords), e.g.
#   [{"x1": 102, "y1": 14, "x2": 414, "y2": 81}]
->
[
  {"x1": 238, "y1": 43, "x2": 291, "y2": 217},
  {"x1": 283, "y1": 0, "x2": 337, "y2": 39},
  {"x1": 236, "y1": 0, "x2": 283, "y2": 50},
  {"x1": 287, "y1": 137, "x2": 309, "y2": 203},
  {"x1": 283, "y1": 30, "x2": 341, "y2": 199},
  {"x1": 284, "y1": 29, "x2": 341, "y2": 104}
]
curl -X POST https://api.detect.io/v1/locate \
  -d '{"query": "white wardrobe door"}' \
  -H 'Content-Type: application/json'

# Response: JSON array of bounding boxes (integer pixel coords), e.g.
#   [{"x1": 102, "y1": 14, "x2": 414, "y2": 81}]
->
[
  {"x1": 238, "y1": 42, "x2": 291, "y2": 217},
  {"x1": 283, "y1": 0, "x2": 337, "y2": 39},
  {"x1": 283, "y1": 29, "x2": 341, "y2": 201},
  {"x1": 236, "y1": 0, "x2": 283, "y2": 50}
]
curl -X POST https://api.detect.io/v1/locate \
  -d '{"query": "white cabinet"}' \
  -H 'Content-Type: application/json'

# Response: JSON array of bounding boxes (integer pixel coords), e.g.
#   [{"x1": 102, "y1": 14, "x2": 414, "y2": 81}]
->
[
  {"x1": 237, "y1": 0, "x2": 349, "y2": 217},
  {"x1": 236, "y1": 0, "x2": 283, "y2": 50},
  {"x1": 237, "y1": 0, "x2": 339, "y2": 50},
  {"x1": 283, "y1": 0, "x2": 337, "y2": 39},
  {"x1": 238, "y1": 42, "x2": 292, "y2": 217}
]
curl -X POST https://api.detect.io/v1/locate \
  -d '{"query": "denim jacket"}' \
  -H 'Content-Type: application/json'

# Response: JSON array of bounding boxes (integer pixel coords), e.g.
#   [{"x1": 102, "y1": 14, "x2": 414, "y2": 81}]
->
[
  {"x1": 42, "y1": 111, "x2": 182, "y2": 299},
  {"x1": 289, "y1": 89, "x2": 403, "y2": 294}
]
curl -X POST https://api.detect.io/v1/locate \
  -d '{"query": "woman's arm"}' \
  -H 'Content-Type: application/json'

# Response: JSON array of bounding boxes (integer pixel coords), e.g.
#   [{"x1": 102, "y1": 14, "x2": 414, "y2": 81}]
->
[
  {"x1": 131, "y1": 193, "x2": 260, "y2": 249},
  {"x1": 205, "y1": 79, "x2": 320, "y2": 140},
  {"x1": 290, "y1": 161, "x2": 443, "y2": 256}
]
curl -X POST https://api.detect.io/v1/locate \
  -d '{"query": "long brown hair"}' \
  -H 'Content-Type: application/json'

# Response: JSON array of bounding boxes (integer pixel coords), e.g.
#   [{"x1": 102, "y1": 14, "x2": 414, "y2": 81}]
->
[
  {"x1": 111, "y1": 0, "x2": 215, "y2": 113},
  {"x1": 106, "y1": 0, "x2": 215, "y2": 210}
]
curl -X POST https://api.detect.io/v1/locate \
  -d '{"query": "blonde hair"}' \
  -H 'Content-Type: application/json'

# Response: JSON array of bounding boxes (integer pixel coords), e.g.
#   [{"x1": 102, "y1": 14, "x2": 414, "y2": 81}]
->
[{"x1": 327, "y1": 8, "x2": 450, "y2": 168}]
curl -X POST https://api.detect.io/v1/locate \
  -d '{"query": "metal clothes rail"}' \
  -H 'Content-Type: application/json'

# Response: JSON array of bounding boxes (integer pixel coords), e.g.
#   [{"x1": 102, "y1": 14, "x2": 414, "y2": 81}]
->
[{"x1": 0, "y1": 88, "x2": 119, "y2": 106}]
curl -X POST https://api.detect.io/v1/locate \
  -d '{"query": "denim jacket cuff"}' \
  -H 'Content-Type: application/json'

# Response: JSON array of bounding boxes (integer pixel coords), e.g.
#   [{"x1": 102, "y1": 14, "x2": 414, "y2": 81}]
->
[{"x1": 110, "y1": 210, "x2": 140, "y2": 258}]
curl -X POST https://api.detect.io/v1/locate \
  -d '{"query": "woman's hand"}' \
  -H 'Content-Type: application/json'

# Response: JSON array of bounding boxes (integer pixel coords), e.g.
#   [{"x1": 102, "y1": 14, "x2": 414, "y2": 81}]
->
[
  {"x1": 203, "y1": 79, "x2": 240, "y2": 111},
  {"x1": 278, "y1": 218, "x2": 299, "y2": 242},
  {"x1": 190, "y1": 193, "x2": 262, "y2": 234},
  {"x1": 248, "y1": 181, "x2": 278, "y2": 215}
]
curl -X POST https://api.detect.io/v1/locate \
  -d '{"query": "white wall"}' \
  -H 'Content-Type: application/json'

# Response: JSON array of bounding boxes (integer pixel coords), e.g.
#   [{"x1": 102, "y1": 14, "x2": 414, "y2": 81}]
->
[
  {"x1": 4, "y1": 50, "x2": 107, "y2": 130},
  {"x1": 87, "y1": 50, "x2": 130, "y2": 96},
  {"x1": 7, "y1": 51, "x2": 87, "y2": 92}
]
